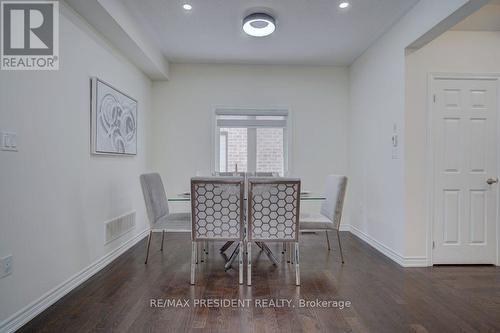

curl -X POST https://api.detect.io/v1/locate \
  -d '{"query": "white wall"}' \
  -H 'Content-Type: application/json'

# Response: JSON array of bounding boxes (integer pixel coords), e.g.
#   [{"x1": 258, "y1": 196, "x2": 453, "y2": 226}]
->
[
  {"x1": 348, "y1": 0, "x2": 469, "y2": 265},
  {"x1": 152, "y1": 64, "x2": 350, "y2": 205},
  {"x1": 1, "y1": 3, "x2": 492, "y2": 328},
  {"x1": 0, "y1": 4, "x2": 152, "y2": 325},
  {"x1": 405, "y1": 30, "x2": 500, "y2": 258}
]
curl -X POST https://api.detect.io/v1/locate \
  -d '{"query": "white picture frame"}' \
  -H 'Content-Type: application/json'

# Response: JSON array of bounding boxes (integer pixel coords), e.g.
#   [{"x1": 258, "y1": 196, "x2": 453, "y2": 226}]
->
[{"x1": 91, "y1": 77, "x2": 138, "y2": 156}]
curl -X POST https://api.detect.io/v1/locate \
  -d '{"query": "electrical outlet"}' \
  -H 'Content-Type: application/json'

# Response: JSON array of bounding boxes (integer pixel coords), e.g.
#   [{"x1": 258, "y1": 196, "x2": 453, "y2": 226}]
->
[
  {"x1": 1, "y1": 132, "x2": 18, "y2": 151},
  {"x1": 0, "y1": 255, "x2": 13, "y2": 278}
]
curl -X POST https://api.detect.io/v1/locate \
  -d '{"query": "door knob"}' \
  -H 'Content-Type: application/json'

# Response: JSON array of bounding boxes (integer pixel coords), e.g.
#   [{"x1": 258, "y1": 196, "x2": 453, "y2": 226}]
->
[{"x1": 486, "y1": 177, "x2": 498, "y2": 185}]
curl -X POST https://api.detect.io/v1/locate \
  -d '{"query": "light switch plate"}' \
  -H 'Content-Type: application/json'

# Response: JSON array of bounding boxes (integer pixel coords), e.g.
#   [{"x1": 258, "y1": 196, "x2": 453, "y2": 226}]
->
[
  {"x1": 392, "y1": 149, "x2": 399, "y2": 159},
  {"x1": 1, "y1": 132, "x2": 18, "y2": 151},
  {"x1": 0, "y1": 255, "x2": 13, "y2": 278}
]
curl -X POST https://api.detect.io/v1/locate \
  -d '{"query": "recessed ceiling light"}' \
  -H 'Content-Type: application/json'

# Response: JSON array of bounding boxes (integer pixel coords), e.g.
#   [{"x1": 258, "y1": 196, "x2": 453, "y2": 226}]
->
[
  {"x1": 182, "y1": 3, "x2": 192, "y2": 10},
  {"x1": 243, "y1": 13, "x2": 276, "y2": 37},
  {"x1": 339, "y1": 1, "x2": 350, "y2": 9}
]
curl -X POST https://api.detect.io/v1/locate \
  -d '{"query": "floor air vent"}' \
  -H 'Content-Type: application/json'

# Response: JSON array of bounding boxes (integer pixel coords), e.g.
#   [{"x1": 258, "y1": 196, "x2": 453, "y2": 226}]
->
[{"x1": 105, "y1": 211, "x2": 136, "y2": 244}]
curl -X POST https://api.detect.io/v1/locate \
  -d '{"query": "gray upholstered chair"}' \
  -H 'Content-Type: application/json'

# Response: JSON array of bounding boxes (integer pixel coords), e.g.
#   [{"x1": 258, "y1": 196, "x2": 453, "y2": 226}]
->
[
  {"x1": 247, "y1": 177, "x2": 301, "y2": 286},
  {"x1": 190, "y1": 177, "x2": 245, "y2": 285},
  {"x1": 299, "y1": 175, "x2": 348, "y2": 263},
  {"x1": 140, "y1": 173, "x2": 190, "y2": 264}
]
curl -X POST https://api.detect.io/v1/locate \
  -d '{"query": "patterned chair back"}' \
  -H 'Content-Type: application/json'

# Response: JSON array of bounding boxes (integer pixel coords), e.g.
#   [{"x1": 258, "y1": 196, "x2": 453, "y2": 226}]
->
[
  {"x1": 247, "y1": 178, "x2": 301, "y2": 242},
  {"x1": 190, "y1": 177, "x2": 245, "y2": 241}
]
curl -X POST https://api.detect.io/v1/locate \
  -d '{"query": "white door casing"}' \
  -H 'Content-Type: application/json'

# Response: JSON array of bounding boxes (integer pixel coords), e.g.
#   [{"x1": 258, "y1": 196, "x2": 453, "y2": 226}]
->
[{"x1": 432, "y1": 77, "x2": 498, "y2": 265}]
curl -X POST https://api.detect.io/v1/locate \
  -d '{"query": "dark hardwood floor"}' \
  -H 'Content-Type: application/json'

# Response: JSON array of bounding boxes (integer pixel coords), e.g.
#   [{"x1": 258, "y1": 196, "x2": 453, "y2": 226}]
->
[{"x1": 18, "y1": 232, "x2": 500, "y2": 333}]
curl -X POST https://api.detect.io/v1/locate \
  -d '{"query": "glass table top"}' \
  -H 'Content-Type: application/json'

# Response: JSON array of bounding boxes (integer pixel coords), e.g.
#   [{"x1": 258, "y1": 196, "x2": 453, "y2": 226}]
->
[{"x1": 168, "y1": 193, "x2": 325, "y2": 202}]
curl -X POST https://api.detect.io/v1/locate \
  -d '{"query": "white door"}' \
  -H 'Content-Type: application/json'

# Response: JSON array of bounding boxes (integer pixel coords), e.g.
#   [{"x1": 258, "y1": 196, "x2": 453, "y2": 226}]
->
[{"x1": 432, "y1": 77, "x2": 498, "y2": 264}]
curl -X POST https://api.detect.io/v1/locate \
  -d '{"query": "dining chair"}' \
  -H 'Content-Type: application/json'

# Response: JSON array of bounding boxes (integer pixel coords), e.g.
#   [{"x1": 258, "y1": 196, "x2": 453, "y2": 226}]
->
[
  {"x1": 190, "y1": 176, "x2": 245, "y2": 285},
  {"x1": 299, "y1": 175, "x2": 348, "y2": 263},
  {"x1": 247, "y1": 177, "x2": 301, "y2": 286},
  {"x1": 214, "y1": 172, "x2": 248, "y2": 254},
  {"x1": 140, "y1": 173, "x2": 191, "y2": 264}
]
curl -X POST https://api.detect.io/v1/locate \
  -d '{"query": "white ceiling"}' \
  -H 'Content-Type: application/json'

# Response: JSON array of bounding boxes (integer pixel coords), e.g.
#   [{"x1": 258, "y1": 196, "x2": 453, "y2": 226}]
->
[
  {"x1": 120, "y1": 0, "x2": 419, "y2": 66},
  {"x1": 452, "y1": 1, "x2": 500, "y2": 31}
]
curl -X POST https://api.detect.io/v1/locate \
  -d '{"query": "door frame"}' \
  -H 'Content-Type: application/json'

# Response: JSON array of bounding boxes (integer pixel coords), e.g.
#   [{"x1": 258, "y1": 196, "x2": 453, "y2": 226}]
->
[{"x1": 426, "y1": 73, "x2": 500, "y2": 266}]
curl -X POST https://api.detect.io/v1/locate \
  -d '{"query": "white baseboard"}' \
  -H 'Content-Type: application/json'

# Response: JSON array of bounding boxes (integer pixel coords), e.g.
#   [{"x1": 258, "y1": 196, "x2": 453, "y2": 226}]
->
[
  {"x1": 341, "y1": 224, "x2": 428, "y2": 267},
  {"x1": 0, "y1": 229, "x2": 149, "y2": 333},
  {"x1": 338, "y1": 224, "x2": 351, "y2": 232}
]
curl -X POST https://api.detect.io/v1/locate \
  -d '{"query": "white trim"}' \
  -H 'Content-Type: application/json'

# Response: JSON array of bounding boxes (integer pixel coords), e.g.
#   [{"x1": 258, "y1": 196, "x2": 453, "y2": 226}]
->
[
  {"x1": 344, "y1": 225, "x2": 428, "y2": 267},
  {"x1": 215, "y1": 108, "x2": 288, "y2": 116},
  {"x1": 285, "y1": 108, "x2": 293, "y2": 176},
  {"x1": 301, "y1": 225, "x2": 428, "y2": 266},
  {"x1": 426, "y1": 73, "x2": 500, "y2": 266},
  {"x1": 426, "y1": 73, "x2": 436, "y2": 266},
  {"x1": 211, "y1": 109, "x2": 218, "y2": 173},
  {"x1": 338, "y1": 224, "x2": 351, "y2": 232},
  {"x1": 217, "y1": 119, "x2": 287, "y2": 128},
  {"x1": 0, "y1": 229, "x2": 149, "y2": 333}
]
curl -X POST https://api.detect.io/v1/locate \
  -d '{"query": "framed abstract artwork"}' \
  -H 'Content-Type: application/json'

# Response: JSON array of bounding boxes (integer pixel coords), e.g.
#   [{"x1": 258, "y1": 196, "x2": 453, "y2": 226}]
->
[{"x1": 91, "y1": 77, "x2": 138, "y2": 155}]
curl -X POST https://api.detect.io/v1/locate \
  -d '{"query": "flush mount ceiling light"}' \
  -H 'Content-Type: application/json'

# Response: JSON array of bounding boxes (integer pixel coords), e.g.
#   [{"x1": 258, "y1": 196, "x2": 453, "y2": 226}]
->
[
  {"x1": 338, "y1": 1, "x2": 350, "y2": 9},
  {"x1": 243, "y1": 13, "x2": 276, "y2": 37},
  {"x1": 182, "y1": 3, "x2": 192, "y2": 10}
]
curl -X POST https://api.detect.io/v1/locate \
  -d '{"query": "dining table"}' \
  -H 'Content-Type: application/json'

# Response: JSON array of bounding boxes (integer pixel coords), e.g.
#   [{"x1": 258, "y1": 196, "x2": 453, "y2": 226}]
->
[
  {"x1": 167, "y1": 192, "x2": 325, "y2": 269},
  {"x1": 167, "y1": 193, "x2": 326, "y2": 202}
]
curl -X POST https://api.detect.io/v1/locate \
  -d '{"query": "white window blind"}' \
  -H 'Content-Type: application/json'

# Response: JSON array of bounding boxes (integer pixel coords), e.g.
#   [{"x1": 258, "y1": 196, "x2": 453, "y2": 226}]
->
[{"x1": 215, "y1": 109, "x2": 288, "y2": 128}]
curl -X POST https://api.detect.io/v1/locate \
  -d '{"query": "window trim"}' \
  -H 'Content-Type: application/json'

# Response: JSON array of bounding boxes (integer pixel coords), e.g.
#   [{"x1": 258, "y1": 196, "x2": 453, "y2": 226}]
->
[
  {"x1": 212, "y1": 107, "x2": 291, "y2": 175},
  {"x1": 219, "y1": 131, "x2": 228, "y2": 172}
]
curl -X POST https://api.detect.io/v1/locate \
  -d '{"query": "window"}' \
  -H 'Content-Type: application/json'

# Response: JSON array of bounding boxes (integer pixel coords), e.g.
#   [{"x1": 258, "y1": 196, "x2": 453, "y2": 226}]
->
[
  {"x1": 219, "y1": 128, "x2": 247, "y2": 172},
  {"x1": 215, "y1": 109, "x2": 289, "y2": 175}
]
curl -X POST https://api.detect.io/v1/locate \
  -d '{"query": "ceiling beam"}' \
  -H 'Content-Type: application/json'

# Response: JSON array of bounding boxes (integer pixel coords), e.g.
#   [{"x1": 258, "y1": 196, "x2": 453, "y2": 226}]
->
[
  {"x1": 406, "y1": 0, "x2": 489, "y2": 51},
  {"x1": 64, "y1": 0, "x2": 169, "y2": 80}
]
